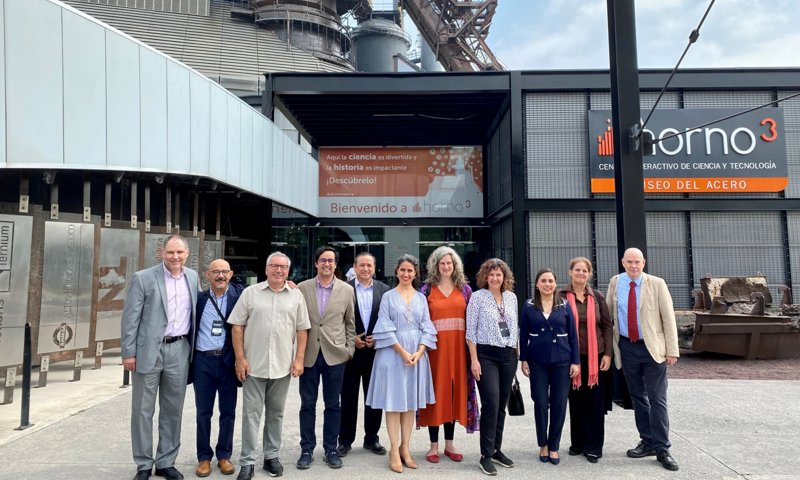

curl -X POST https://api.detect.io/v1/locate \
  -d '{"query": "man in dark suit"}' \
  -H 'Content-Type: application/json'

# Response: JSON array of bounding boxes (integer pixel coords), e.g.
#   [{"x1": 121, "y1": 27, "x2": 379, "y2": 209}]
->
[
  {"x1": 192, "y1": 259, "x2": 244, "y2": 477},
  {"x1": 121, "y1": 234, "x2": 201, "y2": 480},
  {"x1": 337, "y1": 252, "x2": 389, "y2": 457},
  {"x1": 295, "y1": 246, "x2": 356, "y2": 470},
  {"x1": 607, "y1": 248, "x2": 680, "y2": 472}
]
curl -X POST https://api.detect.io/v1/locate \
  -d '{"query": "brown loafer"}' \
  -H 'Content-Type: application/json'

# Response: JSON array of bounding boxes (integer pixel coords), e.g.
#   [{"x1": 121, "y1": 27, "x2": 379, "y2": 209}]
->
[
  {"x1": 195, "y1": 460, "x2": 211, "y2": 478},
  {"x1": 218, "y1": 459, "x2": 236, "y2": 475}
]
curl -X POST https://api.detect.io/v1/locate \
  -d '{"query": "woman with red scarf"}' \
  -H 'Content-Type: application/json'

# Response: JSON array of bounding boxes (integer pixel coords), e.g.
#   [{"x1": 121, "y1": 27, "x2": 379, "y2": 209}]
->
[{"x1": 558, "y1": 257, "x2": 613, "y2": 464}]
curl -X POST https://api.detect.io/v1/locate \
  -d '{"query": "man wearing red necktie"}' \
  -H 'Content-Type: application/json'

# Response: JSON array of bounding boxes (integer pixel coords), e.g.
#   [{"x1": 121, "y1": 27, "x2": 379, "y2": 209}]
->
[{"x1": 607, "y1": 248, "x2": 680, "y2": 472}]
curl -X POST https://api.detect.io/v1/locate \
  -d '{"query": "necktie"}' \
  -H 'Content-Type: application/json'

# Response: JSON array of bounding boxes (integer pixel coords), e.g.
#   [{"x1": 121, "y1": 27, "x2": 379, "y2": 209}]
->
[{"x1": 627, "y1": 281, "x2": 639, "y2": 342}]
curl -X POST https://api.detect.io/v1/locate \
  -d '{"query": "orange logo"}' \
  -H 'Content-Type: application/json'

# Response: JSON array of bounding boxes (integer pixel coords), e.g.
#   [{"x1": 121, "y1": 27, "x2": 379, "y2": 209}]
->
[{"x1": 597, "y1": 119, "x2": 614, "y2": 156}]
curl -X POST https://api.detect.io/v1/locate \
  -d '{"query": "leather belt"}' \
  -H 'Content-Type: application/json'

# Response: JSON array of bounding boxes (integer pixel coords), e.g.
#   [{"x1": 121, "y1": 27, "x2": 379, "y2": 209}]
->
[
  {"x1": 620, "y1": 335, "x2": 644, "y2": 344},
  {"x1": 198, "y1": 349, "x2": 224, "y2": 356},
  {"x1": 163, "y1": 335, "x2": 186, "y2": 344}
]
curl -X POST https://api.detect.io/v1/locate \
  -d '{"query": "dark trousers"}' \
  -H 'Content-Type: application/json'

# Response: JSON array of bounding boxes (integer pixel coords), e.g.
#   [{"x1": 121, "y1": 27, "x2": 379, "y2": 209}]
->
[
  {"x1": 529, "y1": 361, "x2": 571, "y2": 452},
  {"x1": 338, "y1": 352, "x2": 382, "y2": 447},
  {"x1": 193, "y1": 351, "x2": 238, "y2": 461},
  {"x1": 428, "y1": 422, "x2": 455, "y2": 443},
  {"x1": 568, "y1": 355, "x2": 606, "y2": 456},
  {"x1": 299, "y1": 352, "x2": 346, "y2": 454},
  {"x1": 475, "y1": 345, "x2": 517, "y2": 457},
  {"x1": 619, "y1": 339, "x2": 671, "y2": 453}
]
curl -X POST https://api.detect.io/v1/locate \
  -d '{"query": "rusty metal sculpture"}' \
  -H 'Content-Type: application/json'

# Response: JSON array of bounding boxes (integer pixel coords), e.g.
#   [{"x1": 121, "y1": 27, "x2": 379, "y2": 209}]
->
[{"x1": 691, "y1": 275, "x2": 800, "y2": 360}]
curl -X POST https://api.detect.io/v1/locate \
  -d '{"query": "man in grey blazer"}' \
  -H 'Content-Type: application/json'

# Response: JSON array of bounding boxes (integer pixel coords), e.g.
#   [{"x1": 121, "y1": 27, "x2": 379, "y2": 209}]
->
[
  {"x1": 121, "y1": 234, "x2": 201, "y2": 480},
  {"x1": 296, "y1": 246, "x2": 356, "y2": 470},
  {"x1": 607, "y1": 248, "x2": 680, "y2": 472}
]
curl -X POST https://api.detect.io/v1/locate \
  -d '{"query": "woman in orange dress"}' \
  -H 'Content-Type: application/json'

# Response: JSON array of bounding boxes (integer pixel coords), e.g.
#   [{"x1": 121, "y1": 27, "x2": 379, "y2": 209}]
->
[{"x1": 419, "y1": 246, "x2": 476, "y2": 463}]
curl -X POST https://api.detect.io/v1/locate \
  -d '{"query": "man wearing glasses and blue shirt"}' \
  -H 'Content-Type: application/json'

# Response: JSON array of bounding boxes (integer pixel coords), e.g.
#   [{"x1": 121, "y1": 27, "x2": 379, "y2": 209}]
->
[
  {"x1": 296, "y1": 246, "x2": 356, "y2": 470},
  {"x1": 192, "y1": 259, "x2": 244, "y2": 477}
]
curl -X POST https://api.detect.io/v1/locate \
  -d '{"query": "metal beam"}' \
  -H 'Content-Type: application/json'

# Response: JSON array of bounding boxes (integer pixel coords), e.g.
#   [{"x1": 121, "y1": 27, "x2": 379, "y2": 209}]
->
[
  {"x1": 607, "y1": 0, "x2": 647, "y2": 261},
  {"x1": 509, "y1": 71, "x2": 528, "y2": 300}
]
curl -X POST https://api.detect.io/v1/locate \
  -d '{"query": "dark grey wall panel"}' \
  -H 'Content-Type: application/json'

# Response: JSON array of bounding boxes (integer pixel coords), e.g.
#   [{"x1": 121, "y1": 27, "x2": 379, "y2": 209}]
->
[
  {"x1": 594, "y1": 212, "x2": 618, "y2": 296},
  {"x1": 646, "y1": 212, "x2": 690, "y2": 309},
  {"x1": 527, "y1": 212, "x2": 592, "y2": 292},
  {"x1": 525, "y1": 93, "x2": 588, "y2": 198},
  {"x1": 492, "y1": 217, "x2": 514, "y2": 266},
  {"x1": 691, "y1": 211, "x2": 786, "y2": 303},
  {"x1": 783, "y1": 91, "x2": 800, "y2": 198},
  {"x1": 785, "y1": 211, "x2": 800, "y2": 302}
]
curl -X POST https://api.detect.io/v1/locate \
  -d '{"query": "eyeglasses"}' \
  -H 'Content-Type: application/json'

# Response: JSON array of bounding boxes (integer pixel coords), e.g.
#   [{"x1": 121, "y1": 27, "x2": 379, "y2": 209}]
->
[
  {"x1": 210, "y1": 269, "x2": 231, "y2": 276},
  {"x1": 268, "y1": 264, "x2": 289, "y2": 270},
  {"x1": 317, "y1": 258, "x2": 336, "y2": 264}
]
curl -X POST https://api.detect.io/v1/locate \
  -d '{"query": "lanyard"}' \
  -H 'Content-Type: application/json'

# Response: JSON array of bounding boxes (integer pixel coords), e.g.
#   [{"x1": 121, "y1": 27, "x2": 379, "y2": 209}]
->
[{"x1": 208, "y1": 291, "x2": 226, "y2": 321}]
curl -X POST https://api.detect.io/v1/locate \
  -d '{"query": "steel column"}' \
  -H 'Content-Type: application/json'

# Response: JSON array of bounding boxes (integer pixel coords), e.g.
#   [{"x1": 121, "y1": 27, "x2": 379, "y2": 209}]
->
[{"x1": 607, "y1": 0, "x2": 647, "y2": 262}]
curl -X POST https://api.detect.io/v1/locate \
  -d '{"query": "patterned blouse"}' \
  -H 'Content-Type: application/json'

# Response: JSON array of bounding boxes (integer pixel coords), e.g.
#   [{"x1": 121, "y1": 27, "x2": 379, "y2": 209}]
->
[{"x1": 466, "y1": 288, "x2": 519, "y2": 348}]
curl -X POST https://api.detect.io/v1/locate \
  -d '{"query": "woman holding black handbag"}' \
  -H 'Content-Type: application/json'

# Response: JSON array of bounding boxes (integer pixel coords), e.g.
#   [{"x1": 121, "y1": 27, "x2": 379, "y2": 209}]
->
[
  {"x1": 466, "y1": 259, "x2": 519, "y2": 476},
  {"x1": 520, "y1": 268, "x2": 580, "y2": 466}
]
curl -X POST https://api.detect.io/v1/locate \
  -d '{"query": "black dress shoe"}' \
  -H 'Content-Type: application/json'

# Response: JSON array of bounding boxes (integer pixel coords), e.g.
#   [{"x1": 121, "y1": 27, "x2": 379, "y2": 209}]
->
[
  {"x1": 237, "y1": 465, "x2": 255, "y2": 480},
  {"x1": 626, "y1": 441, "x2": 657, "y2": 458},
  {"x1": 154, "y1": 467, "x2": 184, "y2": 480},
  {"x1": 134, "y1": 469, "x2": 151, "y2": 480},
  {"x1": 363, "y1": 441, "x2": 387, "y2": 455},
  {"x1": 337, "y1": 444, "x2": 352, "y2": 456},
  {"x1": 657, "y1": 451, "x2": 679, "y2": 471},
  {"x1": 568, "y1": 446, "x2": 582, "y2": 456},
  {"x1": 586, "y1": 454, "x2": 599, "y2": 464}
]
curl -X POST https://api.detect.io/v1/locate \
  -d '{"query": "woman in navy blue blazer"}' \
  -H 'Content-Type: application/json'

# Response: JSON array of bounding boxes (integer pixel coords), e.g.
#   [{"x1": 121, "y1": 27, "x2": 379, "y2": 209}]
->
[{"x1": 520, "y1": 268, "x2": 580, "y2": 465}]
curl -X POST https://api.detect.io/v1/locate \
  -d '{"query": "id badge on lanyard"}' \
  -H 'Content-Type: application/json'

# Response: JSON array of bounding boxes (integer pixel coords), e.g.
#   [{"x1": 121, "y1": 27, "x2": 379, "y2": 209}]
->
[
  {"x1": 209, "y1": 293, "x2": 226, "y2": 337},
  {"x1": 496, "y1": 298, "x2": 510, "y2": 338}
]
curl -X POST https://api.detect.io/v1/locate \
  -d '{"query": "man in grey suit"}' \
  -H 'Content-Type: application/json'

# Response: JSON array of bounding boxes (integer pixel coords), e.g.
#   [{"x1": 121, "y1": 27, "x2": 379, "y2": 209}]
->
[
  {"x1": 121, "y1": 234, "x2": 201, "y2": 480},
  {"x1": 607, "y1": 247, "x2": 680, "y2": 472},
  {"x1": 296, "y1": 246, "x2": 356, "y2": 470}
]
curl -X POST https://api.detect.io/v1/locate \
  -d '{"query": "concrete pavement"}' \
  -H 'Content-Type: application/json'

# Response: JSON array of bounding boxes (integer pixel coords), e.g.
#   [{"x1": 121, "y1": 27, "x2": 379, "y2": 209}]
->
[{"x1": 0, "y1": 349, "x2": 798, "y2": 479}]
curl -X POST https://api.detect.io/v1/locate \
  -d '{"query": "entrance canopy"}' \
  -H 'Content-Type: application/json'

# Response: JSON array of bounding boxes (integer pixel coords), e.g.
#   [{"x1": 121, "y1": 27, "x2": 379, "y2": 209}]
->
[{"x1": 264, "y1": 72, "x2": 511, "y2": 147}]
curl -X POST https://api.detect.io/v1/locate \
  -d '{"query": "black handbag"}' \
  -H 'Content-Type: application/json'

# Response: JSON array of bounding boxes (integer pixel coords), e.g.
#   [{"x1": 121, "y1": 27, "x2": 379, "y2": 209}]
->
[{"x1": 507, "y1": 374, "x2": 525, "y2": 416}]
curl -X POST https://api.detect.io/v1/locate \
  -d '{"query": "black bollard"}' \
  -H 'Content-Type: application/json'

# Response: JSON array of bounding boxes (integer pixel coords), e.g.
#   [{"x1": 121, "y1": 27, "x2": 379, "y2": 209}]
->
[{"x1": 15, "y1": 323, "x2": 34, "y2": 430}]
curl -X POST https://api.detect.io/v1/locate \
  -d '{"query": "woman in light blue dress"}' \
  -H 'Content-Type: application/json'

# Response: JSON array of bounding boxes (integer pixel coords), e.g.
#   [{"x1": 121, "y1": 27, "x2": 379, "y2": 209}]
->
[{"x1": 367, "y1": 254, "x2": 437, "y2": 473}]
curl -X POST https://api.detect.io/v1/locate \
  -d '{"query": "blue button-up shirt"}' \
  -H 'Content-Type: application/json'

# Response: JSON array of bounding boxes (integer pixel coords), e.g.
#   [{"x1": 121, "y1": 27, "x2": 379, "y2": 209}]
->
[
  {"x1": 616, "y1": 273, "x2": 642, "y2": 337},
  {"x1": 196, "y1": 288, "x2": 227, "y2": 351},
  {"x1": 355, "y1": 280, "x2": 374, "y2": 331}
]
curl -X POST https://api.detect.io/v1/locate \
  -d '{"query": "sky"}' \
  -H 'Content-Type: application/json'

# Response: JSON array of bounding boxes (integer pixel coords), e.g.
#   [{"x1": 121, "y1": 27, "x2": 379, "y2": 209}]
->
[{"x1": 406, "y1": 0, "x2": 800, "y2": 70}]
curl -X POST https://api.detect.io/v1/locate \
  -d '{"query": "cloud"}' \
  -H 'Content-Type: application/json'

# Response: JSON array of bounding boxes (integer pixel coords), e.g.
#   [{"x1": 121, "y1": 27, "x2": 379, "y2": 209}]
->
[{"x1": 486, "y1": 0, "x2": 800, "y2": 70}]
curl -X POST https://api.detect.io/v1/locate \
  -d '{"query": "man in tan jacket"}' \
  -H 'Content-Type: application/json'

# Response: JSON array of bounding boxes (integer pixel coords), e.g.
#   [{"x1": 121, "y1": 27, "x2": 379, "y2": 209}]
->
[
  {"x1": 607, "y1": 248, "x2": 679, "y2": 472},
  {"x1": 296, "y1": 246, "x2": 356, "y2": 470}
]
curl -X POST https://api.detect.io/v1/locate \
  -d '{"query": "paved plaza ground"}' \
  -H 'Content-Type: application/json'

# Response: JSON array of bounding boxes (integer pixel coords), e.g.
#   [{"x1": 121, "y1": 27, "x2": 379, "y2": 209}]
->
[{"x1": 0, "y1": 350, "x2": 798, "y2": 480}]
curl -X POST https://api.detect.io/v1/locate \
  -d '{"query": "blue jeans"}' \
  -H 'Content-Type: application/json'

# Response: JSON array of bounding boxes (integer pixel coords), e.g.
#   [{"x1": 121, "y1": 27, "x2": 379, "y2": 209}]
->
[
  {"x1": 529, "y1": 361, "x2": 571, "y2": 452},
  {"x1": 299, "y1": 352, "x2": 346, "y2": 454}
]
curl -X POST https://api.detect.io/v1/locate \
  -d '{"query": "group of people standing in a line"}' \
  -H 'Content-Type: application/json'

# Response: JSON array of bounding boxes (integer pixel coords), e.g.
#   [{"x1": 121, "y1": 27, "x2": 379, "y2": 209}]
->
[{"x1": 121, "y1": 235, "x2": 681, "y2": 480}]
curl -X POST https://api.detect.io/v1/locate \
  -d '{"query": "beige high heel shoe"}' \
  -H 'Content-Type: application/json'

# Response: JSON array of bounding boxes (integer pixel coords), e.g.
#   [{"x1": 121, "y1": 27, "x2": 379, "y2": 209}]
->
[
  {"x1": 390, "y1": 448, "x2": 404, "y2": 473},
  {"x1": 399, "y1": 447, "x2": 418, "y2": 469}
]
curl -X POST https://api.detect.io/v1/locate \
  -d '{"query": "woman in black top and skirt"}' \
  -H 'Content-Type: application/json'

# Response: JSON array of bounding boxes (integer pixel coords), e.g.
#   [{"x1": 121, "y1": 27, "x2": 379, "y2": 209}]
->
[{"x1": 558, "y1": 257, "x2": 613, "y2": 463}]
